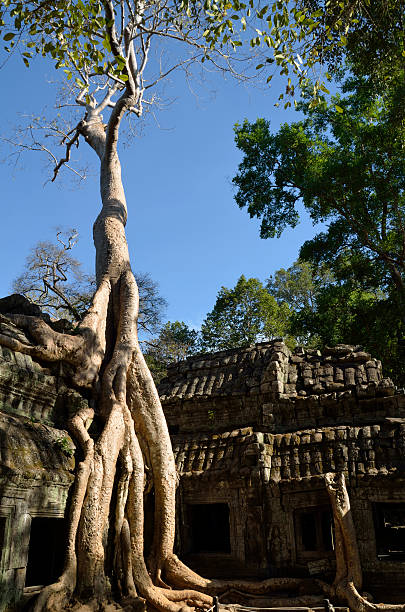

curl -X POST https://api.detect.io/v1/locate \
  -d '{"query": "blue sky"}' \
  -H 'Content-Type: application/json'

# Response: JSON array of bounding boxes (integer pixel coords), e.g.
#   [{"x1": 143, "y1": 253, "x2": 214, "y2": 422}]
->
[{"x1": 0, "y1": 51, "x2": 321, "y2": 330}]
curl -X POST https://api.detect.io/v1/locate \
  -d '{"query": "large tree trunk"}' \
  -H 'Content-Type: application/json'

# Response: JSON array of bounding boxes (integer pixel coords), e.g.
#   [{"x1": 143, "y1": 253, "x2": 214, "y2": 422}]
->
[
  {"x1": 3, "y1": 95, "x2": 405, "y2": 612},
  {"x1": 324, "y1": 473, "x2": 405, "y2": 612}
]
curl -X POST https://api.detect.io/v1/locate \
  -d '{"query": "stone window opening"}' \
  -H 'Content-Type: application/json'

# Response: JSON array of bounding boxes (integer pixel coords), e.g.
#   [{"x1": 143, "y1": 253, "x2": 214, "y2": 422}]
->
[
  {"x1": 25, "y1": 517, "x2": 66, "y2": 588},
  {"x1": 374, "y1": 503, "x2": 405, "y2": 561},
  {"x1": 187, "y1": 503, "x2": 231, "y2": 554},
  {"x1": 295, "y1": 506, "x2": 334, "y2": 561}
]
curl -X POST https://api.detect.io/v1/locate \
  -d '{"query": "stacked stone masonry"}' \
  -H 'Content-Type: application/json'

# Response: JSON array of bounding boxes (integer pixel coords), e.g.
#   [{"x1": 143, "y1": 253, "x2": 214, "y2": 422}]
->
[
  {"x1": 1, "y1": 327, "x2": 405, "y2": 608},
  {"x1": 160, "y1": 340, "x2": 405, "y2": 599},
  {"x1": 0, "y1": 319, "x2": 82, "y2": 611}
]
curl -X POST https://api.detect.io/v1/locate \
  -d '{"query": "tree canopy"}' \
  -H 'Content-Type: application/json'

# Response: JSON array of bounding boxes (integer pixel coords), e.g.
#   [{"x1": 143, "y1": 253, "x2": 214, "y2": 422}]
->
[
  {"x1": 1, "y1": 0, "x2": 400, "y2": 116},
  {"x1": 266, "y1": 259, "x2": 334, "y2": 312},
  {"x1": 144, "y1": 320, "x2": 199, "y2": 381},
  {"x1": 233, "y1": 74, "x2": 404, "y2": 384},
  {"x1": 199, "y1": 274, "x2": 290, "y2": 351},
  {"x1": 233, "y1": 75, "x2": 405, "y2": 305}
]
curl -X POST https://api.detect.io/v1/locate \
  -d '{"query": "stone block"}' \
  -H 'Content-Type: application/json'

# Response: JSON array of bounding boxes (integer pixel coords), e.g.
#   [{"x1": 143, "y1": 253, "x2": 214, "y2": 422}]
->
[
  {"x1": 271, "y1": 380, "x2": 284, "y2": 393},
  {"x1": 344, "y1": 368, "x2": 356, "y2": 386}
]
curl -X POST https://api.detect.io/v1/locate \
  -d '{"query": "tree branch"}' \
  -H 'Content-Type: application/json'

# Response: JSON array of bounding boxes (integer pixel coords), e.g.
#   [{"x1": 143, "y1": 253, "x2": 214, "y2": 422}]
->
[{"x1": 52, "y1": 126, "x2": 81, "y2": 182}]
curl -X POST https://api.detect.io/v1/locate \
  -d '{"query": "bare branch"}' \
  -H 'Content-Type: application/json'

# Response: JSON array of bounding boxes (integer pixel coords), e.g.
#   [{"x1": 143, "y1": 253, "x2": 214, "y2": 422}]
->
[
  {"x1": 52, "y1": 126, "x2": 81, "y2": 182},
  {"x1": 145, "y1": 55, "x2": 201, "y2": 91}
]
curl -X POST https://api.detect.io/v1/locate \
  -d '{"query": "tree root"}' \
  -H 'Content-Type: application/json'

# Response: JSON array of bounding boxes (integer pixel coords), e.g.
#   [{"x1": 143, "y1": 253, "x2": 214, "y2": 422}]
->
[
  {"x1": 163, "y1": 554, "x2": 316, "y2": 596},
  {"x1": 324, "y1": 473, "x2": 405, "y2": 612},
  {"x1": 218, "y1": 590, "x2": 325, "y2": 607},
  {"x1": 6, "y1": 302, "x2": 405, "y2": 612},
  {"x1": 4, "y1": 146, "x2": 404, "y2": 612}
]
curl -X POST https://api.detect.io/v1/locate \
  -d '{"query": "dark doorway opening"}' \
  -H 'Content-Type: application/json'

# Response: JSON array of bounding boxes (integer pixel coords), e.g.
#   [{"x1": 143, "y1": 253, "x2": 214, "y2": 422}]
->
[
  {"x1": 189, "y1": 503, "x2": 231, "y2": 553},
  {"x1": 374, "y1": 503, "x2": 405, "y2": 561},
  {"x1": 25, "y1": 517, "x2": 66, "y2": 587},
  {"x1": 295, "y1": 506, "x2": 334, "y2": 560}
]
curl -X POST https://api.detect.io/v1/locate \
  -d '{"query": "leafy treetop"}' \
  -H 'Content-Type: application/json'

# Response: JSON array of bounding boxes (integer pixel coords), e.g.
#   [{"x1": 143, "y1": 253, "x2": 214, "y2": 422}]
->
[
  {"x1": 199, "y1": 274, "x2": 290, "y2": 352},
  {"x1": 233, "y1": 75, "x2": 405, "y2": 303},
  {"x1": 0, "y1": 0, "x2": 390, "y2": 115}
]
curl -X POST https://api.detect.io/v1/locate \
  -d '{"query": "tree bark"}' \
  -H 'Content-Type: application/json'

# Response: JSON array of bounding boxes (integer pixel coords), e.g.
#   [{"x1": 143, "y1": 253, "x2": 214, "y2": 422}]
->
[
  {"x1": 4, "y1": 90, "x2": 405, "y2": 612},
  {"x1": 324, "y1": 472, "x2": 405, "y2": 612}
]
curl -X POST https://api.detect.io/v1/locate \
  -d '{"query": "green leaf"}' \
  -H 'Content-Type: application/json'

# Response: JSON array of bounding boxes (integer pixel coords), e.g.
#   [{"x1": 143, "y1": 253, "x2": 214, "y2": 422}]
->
[
  {"x1": 102, "y1": 37, "x2": 111, "y2": 52},
  {"x1": 335, "y1": 105, "x2": 344, "y2": 113},
  {"x1": 3, "y1": 32, "x2": 15, "y2": 41}
]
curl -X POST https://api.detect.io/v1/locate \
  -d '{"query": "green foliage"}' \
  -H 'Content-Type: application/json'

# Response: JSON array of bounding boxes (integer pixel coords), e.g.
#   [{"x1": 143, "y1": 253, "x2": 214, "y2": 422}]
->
[
  {"x1": 54, "y1": 435, "x2": 75, "y2": 457},
  {"x1": 233, "y1": 75, "x2": 405, "y2": 300},
  {"x1": 271, "y1": 253, "x2": 404, "y2": 385},
  {"x1": 199, "y1": 274, "x2": 290, "y2": 352},
  {"x1": 266, "y1": 259, "x2": 334, "y2": 346},
  {"x1": 267, "y1": 259, "x2": 334, "y2": 312},
  {"x1": 0, "y1": 0, "x2": 386, "y2": 108},
  {"x1": 233, "y1": 79, "x2": 405, "y2": 384},
  {"x1": 301, "y1": 0, "x2": 405, "y2": 87},
  {"x1": 0, "y1": 0, "x2": 130, "y2": 80},
  {"x1": 144, "y1": 321, "x2": 199, "y2": 382},
  {"x1": 293, "y1": 281, "x2": 405, "y2": 386}
]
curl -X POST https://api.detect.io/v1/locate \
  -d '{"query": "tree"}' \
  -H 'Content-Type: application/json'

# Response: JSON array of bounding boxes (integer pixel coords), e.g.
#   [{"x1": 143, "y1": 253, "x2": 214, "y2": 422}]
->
[
  {"x1": 233, "y1": 76, "x2": 405, "y2": 382},
  {"x1": 144, "y1": 321, "x2": 199, "y2": 383},
  {"x1": 289, "y1": 253, "x2": 405, "y2": 386},
  {"x1": 0, "y1": 2, "x2": 402, "y2": 612},
  {"x1": 267, "y1": 259, "x2": 334, "y2": 313},
  {"x1": 13, "y1": 229, "x2": 95, "y2": 322},
  {"x1": 233, "y1": 75, "x2": 405, "y2": 311},
  {"x1": 299, "y1": 0, "x2": 405, "y2": 88},
  {"x1": 265, "y1": 259, "x2": 334, "y2": 346},
  {"x1": 14, "y1": 231, "x2": 167, "y2": 339},
  {"x1": 0, "y1": 1, "x2": 267, "y2": 610},
  {"x1": 199, "y1": 275, "x2": 290, "y2": 352}
]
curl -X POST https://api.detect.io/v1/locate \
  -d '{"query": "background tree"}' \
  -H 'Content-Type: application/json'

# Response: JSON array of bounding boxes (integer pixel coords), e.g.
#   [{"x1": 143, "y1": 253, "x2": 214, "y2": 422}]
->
[
  {"x1": 290, "y1": 254, "x2": 405, "y2": 386},
  {"x1": 14, "y1": 231, "x2": 167, "y2": 337},
  {"x1": 13, "y1": 229, "x2": 95, "y2": 322},
  {"x1": 267, "y1": 259, "x2": 334, "y2": 313},
  {"x1": 233, "y1": 75, "x2": 405, "y2": 304},
  {"x1": 266, "y1": 259, "x2": 334, "y2": 346},
  {"x1": 134, "y1": 272, "x2": 168, "y2": 338},
  {"x1": 0, "y1": 1, "x2": 270, "y2": 610},
  {"x1": 144, "y1": 321, "x2": 199, "y2": 382},
  {"x1": 233, "y1": 76, "x2": 404, "y2": 383},
  {"x1": 299, "y1": 0, "x2": 404, "y2": 89},
  {"x1": 199, "y1": 275, "x2": 290, "y2": 352}
]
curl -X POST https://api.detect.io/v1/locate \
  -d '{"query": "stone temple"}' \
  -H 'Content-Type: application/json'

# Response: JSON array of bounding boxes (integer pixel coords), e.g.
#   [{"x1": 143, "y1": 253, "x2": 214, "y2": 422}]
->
[{"x1": 0, "y1": 306, "x2": 405, "y2": 610}]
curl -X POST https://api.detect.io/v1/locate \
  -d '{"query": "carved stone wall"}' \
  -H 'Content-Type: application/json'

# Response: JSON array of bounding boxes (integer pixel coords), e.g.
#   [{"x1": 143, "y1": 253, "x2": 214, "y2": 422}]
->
[
  {"x1": 0, "y1": 320, "x2": 82, "y2": 611},
  {"x1": 160, "y1": 340, "x2": 405, "y2": 596},
  {"x1": 0, "y1": 332, "x2": 405, "y2": 607}
]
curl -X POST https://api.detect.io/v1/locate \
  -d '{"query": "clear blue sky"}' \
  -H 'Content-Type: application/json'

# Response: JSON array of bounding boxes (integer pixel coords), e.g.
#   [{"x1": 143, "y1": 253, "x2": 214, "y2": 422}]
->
[{"x1": 0, "y1": 52, "x2": 321, "y2": 330}]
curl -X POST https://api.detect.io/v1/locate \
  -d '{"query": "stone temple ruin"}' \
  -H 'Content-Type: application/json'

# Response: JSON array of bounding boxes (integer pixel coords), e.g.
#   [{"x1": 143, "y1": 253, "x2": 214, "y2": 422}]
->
[{"x1": 1, "y1": 302, "x2": 405, "y2": 610}]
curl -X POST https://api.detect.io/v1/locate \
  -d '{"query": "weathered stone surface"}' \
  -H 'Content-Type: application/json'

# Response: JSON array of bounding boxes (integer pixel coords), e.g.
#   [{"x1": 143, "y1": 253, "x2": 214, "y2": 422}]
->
[
  {"x1": 0, "y1": 330, "x2": 404, "y2": 603},
  {"x1": 159, "y1": 340, "x2": 393, "y2": 409}
]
